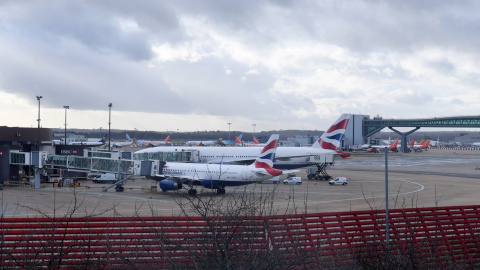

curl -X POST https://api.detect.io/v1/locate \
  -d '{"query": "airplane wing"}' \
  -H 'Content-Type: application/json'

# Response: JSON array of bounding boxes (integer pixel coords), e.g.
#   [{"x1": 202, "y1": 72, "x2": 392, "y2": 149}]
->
[
  {"x1": 282, "y1": 169, "x2": 300, "y2": 174},
  {"x1": 155, "y1": 174, "x2": 200, "y2": 183}
]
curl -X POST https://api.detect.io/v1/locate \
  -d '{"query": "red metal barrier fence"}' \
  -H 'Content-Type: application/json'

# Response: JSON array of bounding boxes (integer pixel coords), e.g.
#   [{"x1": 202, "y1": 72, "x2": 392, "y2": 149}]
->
[{"x1": 1, "y1": 205, "x2": 480, "y2": 268}]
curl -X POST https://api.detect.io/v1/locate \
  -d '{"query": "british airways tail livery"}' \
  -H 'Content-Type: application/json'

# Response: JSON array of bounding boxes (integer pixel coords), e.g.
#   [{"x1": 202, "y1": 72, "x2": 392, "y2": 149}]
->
[
  {"x1": 157, "y1": 134, "x2": 283, "y2": 195},
  {"x1": 313, "y1": 114, "x2": 351, "y2": 150}
]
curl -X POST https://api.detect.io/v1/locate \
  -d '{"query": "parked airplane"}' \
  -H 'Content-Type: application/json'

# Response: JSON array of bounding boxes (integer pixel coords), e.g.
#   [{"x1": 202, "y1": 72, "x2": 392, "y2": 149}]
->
[
  {"x1": 156, "y1": 134, "x2": 289, "y2": 195},
  {"x1": 136, "y1": 135, "x2": 171, "y2": 147},
  {"x1": 422, "y1": 139, "x2": 431, "y2": 150},
  {"x1": 185, "y1": 139, "x2": 218, "y2": 146},
  {"x1": 473, "y1": 142, "x2": 480, "y2": 147},
  {"x1": 216, "y1": 135, "x2": 242, "y2": 146},
  {"x1": 135, "y1": 114, "x2": 351, "y2": 179},
  {"x1": 236, "y1": 135, "x2": 266, "y2": 147},
  {"x1": 111, "y1": 134, "x2": 135, "y2": 148},
  {"x1": 69, "y1": 134, "x2": 107, "y2": 146},
  {"x1": 186, "y1": 135, "x2": 242, "y2": 146},
  {"x1": 253, "y1": 137, "x2": 263, "y2": 145},
  {"x1": 409, "y1": 139, "x2": 426, "y2": 152},
  {"x1": 366, "y1": 138, "x2": 399, "y2": 153}
]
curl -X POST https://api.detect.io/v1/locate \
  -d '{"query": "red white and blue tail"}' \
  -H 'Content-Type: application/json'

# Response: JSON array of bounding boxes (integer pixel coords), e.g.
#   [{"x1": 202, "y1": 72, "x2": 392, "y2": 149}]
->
[
  {"x1": 253, "y1": 134, "x2": 281, "y2": 176},
  {"x1": 313, "y1": 114, "x2": 351, "y2": 150}
]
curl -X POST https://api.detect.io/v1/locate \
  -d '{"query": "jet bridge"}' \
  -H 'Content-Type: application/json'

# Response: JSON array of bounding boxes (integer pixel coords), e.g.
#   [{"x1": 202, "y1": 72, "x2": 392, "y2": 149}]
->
[{"x1": 7, "y1": 149, "x2": 199, "y2": 191}]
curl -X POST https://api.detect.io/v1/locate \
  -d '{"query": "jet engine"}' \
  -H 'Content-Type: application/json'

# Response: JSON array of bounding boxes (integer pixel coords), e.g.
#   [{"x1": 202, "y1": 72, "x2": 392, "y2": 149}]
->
[{"x1": 159, "y1": 179, "x2": 183, "y2": 192}]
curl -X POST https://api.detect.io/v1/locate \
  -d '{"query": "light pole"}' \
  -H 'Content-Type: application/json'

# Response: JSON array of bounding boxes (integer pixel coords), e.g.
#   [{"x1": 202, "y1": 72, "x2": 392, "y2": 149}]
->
[
  {"x1": 36, "y1": 96, "x2": 42, "y2": 149},
  {"x1": 227, "y1": 123, "x2": 232, "y2": 140},
  {"x1": 63, "y1": 106, "x2": 69, "y2": 145},
  {"x1": 385, "y1": 147, "x2": 390, "y2": 265},
  {"x1": 36, "y1": 96, "x2": 42, "y2": 128},
  {"x1": 108, "y1": 103, "x2": 112, "y2": 151},
  {"x1": 252, "y1": 123, "x2": 256, "y2": 139}
]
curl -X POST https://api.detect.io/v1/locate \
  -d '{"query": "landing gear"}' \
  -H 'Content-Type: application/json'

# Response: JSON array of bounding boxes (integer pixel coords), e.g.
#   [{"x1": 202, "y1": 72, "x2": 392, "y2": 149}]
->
[
  {"x1": 188, "y1": 189, "x2": 197, "y2": 196},
  {"x1": 216, "y1": 188, "x2": 226, "y2": 194},
  {"x1": 115, "y1": 185, "x2": 124, "y2": 192},
  {"x1": 307, "y1": 163, "x2": 332, "y2": 181}
]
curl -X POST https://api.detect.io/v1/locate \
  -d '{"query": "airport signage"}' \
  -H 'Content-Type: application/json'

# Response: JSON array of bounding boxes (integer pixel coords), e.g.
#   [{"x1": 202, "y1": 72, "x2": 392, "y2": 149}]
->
[{"x1": 55, "y1": 146, "x2": 84, "y2": 156}]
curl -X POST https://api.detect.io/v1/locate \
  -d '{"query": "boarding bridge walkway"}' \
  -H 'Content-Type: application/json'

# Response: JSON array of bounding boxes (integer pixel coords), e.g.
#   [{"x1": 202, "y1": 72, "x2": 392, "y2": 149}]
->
[
  {"x1": 363, "y1": 115, "x2": 480, "y2": 152},
  {"x1": 10, "y1": 150, "x2": 198, "y2": 174},
  {"x1": 8, "y1": 150, "x2": 199, "y2": 191}
]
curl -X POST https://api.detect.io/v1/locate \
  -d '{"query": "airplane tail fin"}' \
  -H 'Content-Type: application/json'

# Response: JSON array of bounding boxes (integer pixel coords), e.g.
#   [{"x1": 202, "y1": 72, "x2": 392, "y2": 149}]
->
[
  {"x1": 313, "y1": 114, "x2": 351, "y2": 150},
  {"x1": 126, "y1": 134, "x2": 132, "y2": 141},
  {"x1": 100, "y1": 134, "x2": 108, "y2": 143},
  {"x1": 423, "y1": 139, "x2": 430, "y2": 149},
  {"x1": 388, "y1": 138, "x2": 399, "y2": 150},
  {"x1": 408, "y1": 139, "x2": 415, "y2": 147},
  {"x1": 253, "y1": 134, "x2": 281, "y2": 176},
  {"x1": 164, "y1": 135, "x2": 171, "y2": 142},
  {"x1": 235, "y1": 136, "x2": 243, "y2": 145},
  {"x1": 253, "y1": 137, "x2": 260, "y2": 145}
]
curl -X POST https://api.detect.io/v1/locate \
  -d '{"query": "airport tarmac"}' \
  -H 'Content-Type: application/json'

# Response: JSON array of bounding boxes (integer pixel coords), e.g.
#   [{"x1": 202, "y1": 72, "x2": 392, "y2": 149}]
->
[{"x1": 1, "y1": 149, "x2": 480, "y2": 218}]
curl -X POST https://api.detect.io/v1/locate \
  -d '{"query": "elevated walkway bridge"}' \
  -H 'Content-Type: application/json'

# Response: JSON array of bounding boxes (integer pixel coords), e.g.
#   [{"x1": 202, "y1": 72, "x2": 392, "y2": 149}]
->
[
  {"x1": 8, "y1": 149, "x2": 199, "y2": 191},
  {"x1": 363, "y1": 115, "x2": 480, "y2": 152}
]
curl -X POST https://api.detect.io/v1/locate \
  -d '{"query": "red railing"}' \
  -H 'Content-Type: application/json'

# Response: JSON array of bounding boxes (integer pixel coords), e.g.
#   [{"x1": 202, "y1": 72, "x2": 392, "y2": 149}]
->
[{"x1": 1, "y1": 205, "x2": 480, "y2": 268}]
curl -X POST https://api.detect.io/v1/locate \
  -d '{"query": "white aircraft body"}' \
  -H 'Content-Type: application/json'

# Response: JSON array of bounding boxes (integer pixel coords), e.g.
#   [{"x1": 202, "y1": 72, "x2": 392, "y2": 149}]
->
[
  {"x1": 69, "y1": 134, "x2": 107, "y2": 147},
  {"x1": 135, "y1": 114, "x2": 351, "y2": 170},
  {"x1": 156, "y1": 134, "x2": 287, "y2": 195},
  {"x1": 112, "y1": 134, "x2": 135, "y2": 148},
  {"x1": 185, "y1": 140, "x2": 217, "y2": 146},
  {"x1": 134, "y1": 135, "x2": 171, "y2": 147},
  {"x1": 473, "y1": 142, "x2": 480, "y2": 147}
]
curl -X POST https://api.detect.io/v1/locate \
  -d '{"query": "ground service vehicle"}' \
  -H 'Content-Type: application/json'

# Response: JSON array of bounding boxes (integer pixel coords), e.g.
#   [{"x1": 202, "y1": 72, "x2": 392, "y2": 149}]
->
[
  {"x1": 329, "y1": 177, "x2": 347, "y2": 185},
  {"x1": 283, "y1": 177, "x2": 302, "y2": 185},
  {"x1": 92, "y1": 173, "x2": 118, "y2": 184}
]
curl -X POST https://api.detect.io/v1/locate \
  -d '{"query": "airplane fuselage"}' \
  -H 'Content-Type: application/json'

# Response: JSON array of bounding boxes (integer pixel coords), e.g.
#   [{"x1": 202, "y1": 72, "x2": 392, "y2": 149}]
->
[
  {"x1": 162, "y1": 162, "x2": 272, "y2": 187},
  {"x1": 136, "y1": 146, "x2": 336, "y2": 169},
  {"x1": 69, "y1": 142, "x2": 105, "y2": 146}
]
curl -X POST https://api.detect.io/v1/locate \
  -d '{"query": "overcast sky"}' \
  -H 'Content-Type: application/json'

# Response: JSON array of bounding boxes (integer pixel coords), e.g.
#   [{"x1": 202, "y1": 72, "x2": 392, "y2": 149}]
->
[{"x1": 1, "y1": 0, "x2": 480, "y2": 133}]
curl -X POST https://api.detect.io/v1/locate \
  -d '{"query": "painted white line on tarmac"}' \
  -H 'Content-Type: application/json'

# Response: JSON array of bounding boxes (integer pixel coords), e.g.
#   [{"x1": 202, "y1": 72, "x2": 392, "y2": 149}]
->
[
  {"x1": 44, "y1": 187, "x2": 170, "y2": 203},
  {"x1": 306, "y1": 179, "x2": 425, "y2": 204}
]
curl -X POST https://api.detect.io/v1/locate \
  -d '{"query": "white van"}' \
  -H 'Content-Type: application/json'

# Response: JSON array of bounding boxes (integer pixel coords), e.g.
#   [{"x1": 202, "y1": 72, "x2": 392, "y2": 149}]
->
[
  {"x1": 92, "y1": 173, "x2": 118, "y2": 184},
  {"x1": 329, "y1": 177, "x2": 347, "y2": 185},
  {"x1": 283, "y1": 177, "x2": 302, "y2": 185}
]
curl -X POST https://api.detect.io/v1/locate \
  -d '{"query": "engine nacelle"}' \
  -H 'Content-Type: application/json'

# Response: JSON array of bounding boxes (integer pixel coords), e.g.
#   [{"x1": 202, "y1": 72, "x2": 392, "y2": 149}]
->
[{"x1": 159, "y1": 179, "x2": 182, "y2": 191}]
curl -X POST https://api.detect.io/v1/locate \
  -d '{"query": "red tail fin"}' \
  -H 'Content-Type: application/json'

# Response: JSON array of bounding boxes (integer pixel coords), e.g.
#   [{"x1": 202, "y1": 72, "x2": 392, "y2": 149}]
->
[
  {"x1": 388, "y1": 138, "x2": 399, "y2": 150},
  {"x1": 253, "y1": 137, "x2": 260, "y2": 145},
  {"x1": 418, "y1": 139, "x2": 425, "y2": 146},
  {"x1": 235, "y1": 136, "x2": 242, "y2": 144},
  {"x1": 408, "y1": 139, "x2": 415, "y2": 147},
  {"x1": 422, "y1": 139, "x2": 430, "y2": 149},
  {"x1": 164, "y1": 135, "x2": 170, "y2": 142}
]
